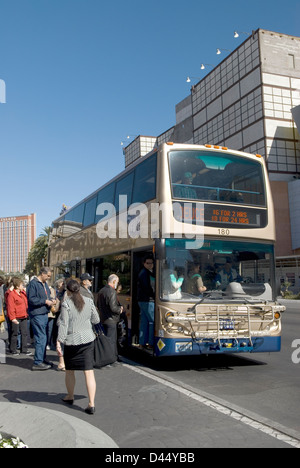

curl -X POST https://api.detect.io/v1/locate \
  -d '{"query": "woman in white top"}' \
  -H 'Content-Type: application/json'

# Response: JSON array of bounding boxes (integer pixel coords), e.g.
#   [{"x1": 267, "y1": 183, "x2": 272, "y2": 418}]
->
[{"x1": 57, "y1": 280, "x2": 100, "y2": 415}]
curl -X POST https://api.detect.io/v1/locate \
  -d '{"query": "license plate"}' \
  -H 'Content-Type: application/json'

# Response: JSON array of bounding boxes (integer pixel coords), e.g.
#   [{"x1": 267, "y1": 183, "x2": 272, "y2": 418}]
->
[{"x1": 220, "y1": 319, "x2": 235, "y2": 330}]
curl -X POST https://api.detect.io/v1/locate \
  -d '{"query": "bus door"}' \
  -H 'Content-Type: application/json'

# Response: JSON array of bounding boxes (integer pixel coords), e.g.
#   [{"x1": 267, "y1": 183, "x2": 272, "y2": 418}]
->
[
  {"x1": 70, "y1": 259, "x2": 81, "y2": 278},
  {"x1": 132, "y1": 250, "x2": 155, "y2": 349}
]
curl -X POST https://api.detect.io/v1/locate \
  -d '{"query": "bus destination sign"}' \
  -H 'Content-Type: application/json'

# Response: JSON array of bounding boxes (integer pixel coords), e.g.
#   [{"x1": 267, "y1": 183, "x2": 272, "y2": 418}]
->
[{"x1": 174, "y1": 203, "x2": 267, "y2": 229}]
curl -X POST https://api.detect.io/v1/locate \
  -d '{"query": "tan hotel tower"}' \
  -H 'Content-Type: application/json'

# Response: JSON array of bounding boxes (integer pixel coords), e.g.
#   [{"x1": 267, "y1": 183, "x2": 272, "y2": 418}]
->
[{"x1": 0, "y1": 213, "x2": 36, "y2": 273}]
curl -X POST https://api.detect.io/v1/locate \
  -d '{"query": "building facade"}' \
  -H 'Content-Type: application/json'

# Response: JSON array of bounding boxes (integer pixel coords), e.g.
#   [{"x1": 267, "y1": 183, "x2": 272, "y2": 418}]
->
[
  {"x1": 124, "y1": 29, "x2": 300, "y2": 290},
  {"x1": 0, "y1": 213, "x2": 36, "y2": 273}
]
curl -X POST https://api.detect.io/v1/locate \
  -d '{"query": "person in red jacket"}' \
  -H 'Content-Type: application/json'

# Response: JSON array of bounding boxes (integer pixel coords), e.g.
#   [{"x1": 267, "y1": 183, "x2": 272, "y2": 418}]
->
[{"x1": 6, "y1": 277, "x2": 31, "y2": 356}]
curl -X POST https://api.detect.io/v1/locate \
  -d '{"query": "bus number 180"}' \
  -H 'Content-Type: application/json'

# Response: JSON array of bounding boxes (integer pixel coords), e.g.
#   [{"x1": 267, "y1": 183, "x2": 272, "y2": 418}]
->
[{"x1": 218, "y1": 229, "x2": 230, "y2": 236}]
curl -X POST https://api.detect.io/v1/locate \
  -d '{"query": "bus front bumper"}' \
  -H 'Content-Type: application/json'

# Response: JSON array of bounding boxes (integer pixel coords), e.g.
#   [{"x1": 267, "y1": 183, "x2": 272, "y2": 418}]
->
[{"x1": 154, "y1": 336, "x2": 281, "y2": 356}]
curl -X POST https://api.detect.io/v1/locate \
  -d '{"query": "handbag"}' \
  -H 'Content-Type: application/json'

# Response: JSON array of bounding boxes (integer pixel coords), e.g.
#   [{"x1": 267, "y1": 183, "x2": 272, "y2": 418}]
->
[
  {"x1": 0, "y1": 306, "x2": 5, "y2": 325},
  {"x1": 93, "y1": 324, "x2": 117, "y2": 368}
]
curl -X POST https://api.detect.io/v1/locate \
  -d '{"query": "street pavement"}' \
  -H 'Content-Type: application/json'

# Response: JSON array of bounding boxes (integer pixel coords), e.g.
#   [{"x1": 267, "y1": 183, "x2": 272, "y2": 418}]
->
[
  {"x1": 0, "y1": 305, "x2": 299, "y2": 449},
  {"x1": 0, "y1": 349, "x2": 294, "y2": 448}
]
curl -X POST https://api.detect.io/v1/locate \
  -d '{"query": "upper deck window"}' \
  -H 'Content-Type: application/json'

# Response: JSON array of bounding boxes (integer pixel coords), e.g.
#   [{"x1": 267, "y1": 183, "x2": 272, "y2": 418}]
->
[
  {"x1": 64, "y1": 202, "x2": 85, "y2": 226},
  {"x1": 95, "y1": 182, "x2": 116, "y2": 224},
  {"x1": 132, "y1": 153, "x2": 157, "y2": 204},
  {"x1": 115, "y1": 172, "x2": 135, "y2": 212},
  {"x1": 52, "y1": 153, "x2": 158, "y2": 238},
  {"x1": 169, "y1": 150, "x2": 266, "y2": 207},
  {"x1": 83, "y1": 196, "x2": 97, "y2": 227}
]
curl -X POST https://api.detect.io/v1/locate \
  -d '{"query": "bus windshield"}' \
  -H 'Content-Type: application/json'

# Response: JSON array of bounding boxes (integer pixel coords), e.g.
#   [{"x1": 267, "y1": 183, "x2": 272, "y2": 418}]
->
[
  {"x1": 160, "y1": 239, "x2": 275, "y2": 303},
  {"x1": 169, "y1": 150, "x2": 266, "y2": 207}
]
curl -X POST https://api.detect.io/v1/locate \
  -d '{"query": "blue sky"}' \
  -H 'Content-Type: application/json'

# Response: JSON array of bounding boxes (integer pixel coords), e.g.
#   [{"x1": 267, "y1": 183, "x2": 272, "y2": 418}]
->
[{"x1": 0, "y1": 0, "x2": 299, "y2": 236}]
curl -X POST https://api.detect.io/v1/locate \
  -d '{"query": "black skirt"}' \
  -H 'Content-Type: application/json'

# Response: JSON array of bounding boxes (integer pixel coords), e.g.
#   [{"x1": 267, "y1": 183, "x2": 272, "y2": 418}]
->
[{"x1": 64, "y1": 341, "x2": 95, "y2": 371}]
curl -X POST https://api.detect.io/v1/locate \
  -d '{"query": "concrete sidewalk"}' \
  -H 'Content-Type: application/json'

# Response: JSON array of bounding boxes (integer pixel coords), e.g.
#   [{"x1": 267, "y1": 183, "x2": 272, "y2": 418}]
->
[
  {"x1": 0, "y1": 402, "x2": 118, "y2": 448},
  {"x1": 0, "y1": 333, "x2": 292, "y2": 449},
  {"x1": 0, "y1": 331, "x2": 118, "y2": 448}
]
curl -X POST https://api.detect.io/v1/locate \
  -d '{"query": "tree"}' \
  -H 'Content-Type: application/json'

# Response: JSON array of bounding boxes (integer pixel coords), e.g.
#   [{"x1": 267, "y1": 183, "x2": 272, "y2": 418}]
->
[{"x1": 24, "y1": 227, "x2": 51, "y2": 277}]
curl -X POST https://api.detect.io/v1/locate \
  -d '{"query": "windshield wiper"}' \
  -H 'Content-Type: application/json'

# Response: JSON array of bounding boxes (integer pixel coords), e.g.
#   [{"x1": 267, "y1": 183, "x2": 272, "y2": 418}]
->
[{"x1": 187, "y1": 291, "x2": 225, "y2": 312}]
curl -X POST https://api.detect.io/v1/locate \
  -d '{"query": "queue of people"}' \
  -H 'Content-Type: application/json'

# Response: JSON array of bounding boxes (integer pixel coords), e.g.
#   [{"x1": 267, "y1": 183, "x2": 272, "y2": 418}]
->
[
  {"x1": 0, "y1": 255, "x2": 242, "y2": 415},
  {"x1": 1, "y1": 258, "x2": 241, "y2": 363},
  {"x1": 0, "y1": 267, "x2": 127, "y2": 415}
]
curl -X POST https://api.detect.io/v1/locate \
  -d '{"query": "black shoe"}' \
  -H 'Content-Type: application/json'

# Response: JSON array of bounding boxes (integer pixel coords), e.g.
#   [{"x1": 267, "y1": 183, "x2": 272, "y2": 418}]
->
[
  {"x1": 32, "y1": 363, "x2": 52, "y2": 371},
  {"x1": 61, "y1": 398, "x2": 74, "y2": 406},
  {"x1": 85, "y1": 406, "x2": 96, "y2": 415}
]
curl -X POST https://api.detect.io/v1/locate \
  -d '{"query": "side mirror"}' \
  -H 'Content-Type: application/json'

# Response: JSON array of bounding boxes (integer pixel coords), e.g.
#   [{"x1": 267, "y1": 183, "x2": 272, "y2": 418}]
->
[{"x1": 155, "y1": 239, "x2": 166, "y2": 261}]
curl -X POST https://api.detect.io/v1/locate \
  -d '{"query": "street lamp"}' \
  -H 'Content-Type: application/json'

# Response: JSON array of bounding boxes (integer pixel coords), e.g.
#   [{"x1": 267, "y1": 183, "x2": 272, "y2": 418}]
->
[
  {"x1": 126, "y1": 134, "x2": 138, "y2": 139},
  {"x1": 216, "y1": 48, "x2": 232, "y2": 55},
  {"x1": 186, "y1": 76, "x2": 201, "y2": 83},
  {"x1": 121, "y1": 135, "x2": 138, "y2": 146},
  {"x1": 200, "y1": 64, "x2": 214, "y2": 70},
  {"x1": 234, "y1": 30, "x2": 256, "y2": 39}
]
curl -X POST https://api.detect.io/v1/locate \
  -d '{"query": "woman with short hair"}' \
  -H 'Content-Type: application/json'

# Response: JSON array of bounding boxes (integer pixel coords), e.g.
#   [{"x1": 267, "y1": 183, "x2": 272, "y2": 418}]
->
[{"x1": 6, "y1": 277, "x2": 31, "y2": 356}]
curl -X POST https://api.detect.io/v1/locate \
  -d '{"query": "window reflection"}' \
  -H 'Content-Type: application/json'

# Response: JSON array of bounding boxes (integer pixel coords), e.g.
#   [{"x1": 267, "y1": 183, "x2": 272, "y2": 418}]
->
[
  {"x1": 53, "y1": 153, "x2": 157, "y2": 237},
  {"x1": 169, "y1": 151, "x2": 266, "y2": 206},
  {"x1": 160, "y1": 239, "x2": 274, "y2": 303}
]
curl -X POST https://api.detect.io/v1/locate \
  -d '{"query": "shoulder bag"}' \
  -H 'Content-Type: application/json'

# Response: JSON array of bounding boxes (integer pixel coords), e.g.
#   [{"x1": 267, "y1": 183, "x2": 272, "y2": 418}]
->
[{"x1": 93, "y1": 323, "x2": 117, "y2": 368}]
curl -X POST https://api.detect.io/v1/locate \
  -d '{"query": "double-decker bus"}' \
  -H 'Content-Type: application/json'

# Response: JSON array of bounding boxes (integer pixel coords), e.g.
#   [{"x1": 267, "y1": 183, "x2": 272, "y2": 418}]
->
[{"x1": 49, "y1": 143, "x2": 285, "y2": 357}]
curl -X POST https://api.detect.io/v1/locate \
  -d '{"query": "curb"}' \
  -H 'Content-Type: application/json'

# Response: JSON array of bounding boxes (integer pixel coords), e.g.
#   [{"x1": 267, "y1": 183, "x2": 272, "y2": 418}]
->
[{"x1": 0, "y1": 402, "x2": 118, "y2": 449}]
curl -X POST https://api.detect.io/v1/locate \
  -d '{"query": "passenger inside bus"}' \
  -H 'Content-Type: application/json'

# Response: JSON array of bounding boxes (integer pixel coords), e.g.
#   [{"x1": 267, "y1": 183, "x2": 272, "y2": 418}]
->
[
  {"x1": 215, "y1": 259, "x2": 242, "y2": 290},
  {"x1": 173, "y1": 172, "x2": 197, "y2": 200},
  {"x1": 160, "y1": 239, "x2": 274, "y2": 303},
  {"x1": 169, "y1": 151, "x2": 265, "y2": 206},
  {"x1": 162, "y1": 268, "x2": 184, "y2": 300},
  {"x1": 186, "y1": 264, "x2": 207, "y2": 297}
]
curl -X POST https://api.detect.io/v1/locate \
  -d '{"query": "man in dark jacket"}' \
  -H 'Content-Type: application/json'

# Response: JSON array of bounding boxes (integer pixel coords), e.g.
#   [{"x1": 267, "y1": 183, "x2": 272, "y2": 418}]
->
[
  {"x1": 80, "y1": 273, "x2": 95, "y2": 303},
  {"x1": 27, "y1": 267, "x2": 56, "y2": 371},
  {"x1": 97, "y1": 274, "x2": 123, "y2": 361},
  {"x1": 137, "y1": 254, "x2": 155, "y2": 348}
]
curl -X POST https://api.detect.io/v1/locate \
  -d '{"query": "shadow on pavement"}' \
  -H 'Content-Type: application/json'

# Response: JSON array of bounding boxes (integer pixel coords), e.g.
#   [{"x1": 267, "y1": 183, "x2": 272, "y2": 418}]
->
[
  {"x1": 121, "y1": 347, "x2": 267, "y2": 373},
  {"x1": 0, "y1": 388, "x2": 87, "y2": 414}
]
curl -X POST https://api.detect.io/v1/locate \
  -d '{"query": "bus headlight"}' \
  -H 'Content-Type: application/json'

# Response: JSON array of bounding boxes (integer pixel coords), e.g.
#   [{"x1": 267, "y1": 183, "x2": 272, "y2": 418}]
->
[{"x1": 165, "y1": 311, "x2": 174, "y2": 322}]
